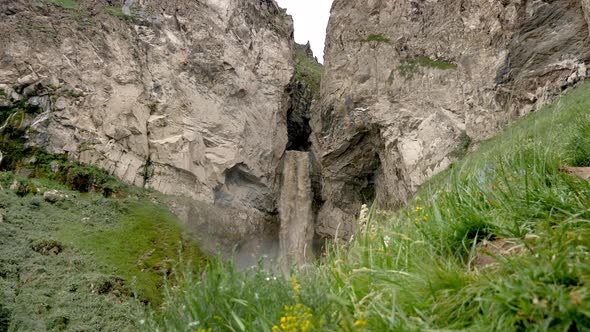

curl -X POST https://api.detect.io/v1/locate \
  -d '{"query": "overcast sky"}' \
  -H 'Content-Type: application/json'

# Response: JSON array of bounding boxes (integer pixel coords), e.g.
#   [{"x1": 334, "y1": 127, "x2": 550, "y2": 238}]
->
[{"x1": 275, "y1": 0, "x2": 333, "y2": 63}]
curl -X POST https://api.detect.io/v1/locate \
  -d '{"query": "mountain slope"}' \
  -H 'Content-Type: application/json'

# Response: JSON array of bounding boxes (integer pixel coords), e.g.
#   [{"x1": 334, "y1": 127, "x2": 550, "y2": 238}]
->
[{"x1": 149, "y1": 81, "x2": 590, "y2": 331}]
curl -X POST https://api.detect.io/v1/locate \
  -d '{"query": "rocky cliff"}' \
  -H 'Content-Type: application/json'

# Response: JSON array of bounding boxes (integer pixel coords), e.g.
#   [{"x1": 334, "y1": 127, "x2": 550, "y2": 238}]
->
[
  {"x1": 313, "y1": 0, "x2": 590, "y2": 238},
  {"x1": 0, "y1": 0, "x2": 296, "y2": 250}
]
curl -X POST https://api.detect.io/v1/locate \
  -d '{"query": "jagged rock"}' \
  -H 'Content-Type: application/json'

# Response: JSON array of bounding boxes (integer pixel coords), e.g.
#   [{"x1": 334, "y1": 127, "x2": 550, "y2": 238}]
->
[
  {"x1": 313, "y1": 0, "x2": 590, "y2": 238},
  {"x1": 43, "y1": 190, "x2": 68, "y2": 203},
  {"x1": 0, "y1": 0, "x2": 295, "y2": 248}
]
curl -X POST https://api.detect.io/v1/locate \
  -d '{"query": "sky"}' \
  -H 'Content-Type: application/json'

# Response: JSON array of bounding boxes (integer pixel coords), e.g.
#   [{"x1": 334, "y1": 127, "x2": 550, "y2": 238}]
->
[{"x1": 275, "y1": 0, "x2": 334, "y2": 63}]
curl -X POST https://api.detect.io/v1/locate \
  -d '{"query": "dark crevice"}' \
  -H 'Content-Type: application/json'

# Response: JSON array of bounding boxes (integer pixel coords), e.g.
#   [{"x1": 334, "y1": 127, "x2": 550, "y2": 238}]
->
[{"x1": 285, "y1": 80, "x2": 313, "y2": 151}]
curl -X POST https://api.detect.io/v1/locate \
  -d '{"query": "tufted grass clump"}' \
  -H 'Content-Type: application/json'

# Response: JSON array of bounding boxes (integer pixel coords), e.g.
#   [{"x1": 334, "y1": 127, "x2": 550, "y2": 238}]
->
[
  {"x1": 364, "y1": 34, "x2": 391, "y2": 43},
  {"x1": 146, "y1": 81, "x2": 590, "y2": 331},
  {"x1": 565, "y1": 115, "x2": 590, "y2": 166}
]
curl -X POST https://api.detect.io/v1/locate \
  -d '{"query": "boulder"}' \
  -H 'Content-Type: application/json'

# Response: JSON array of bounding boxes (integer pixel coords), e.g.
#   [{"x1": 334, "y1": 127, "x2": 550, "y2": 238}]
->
[{"x1": 43, "y1": 190, "x2": 68, "y2": 203}]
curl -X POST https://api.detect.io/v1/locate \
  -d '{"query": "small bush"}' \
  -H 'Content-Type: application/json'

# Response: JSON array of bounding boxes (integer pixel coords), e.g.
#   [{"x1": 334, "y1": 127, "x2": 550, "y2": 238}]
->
[{"x1": 15, "y1": 179, "x2": 36, "y2": 197}]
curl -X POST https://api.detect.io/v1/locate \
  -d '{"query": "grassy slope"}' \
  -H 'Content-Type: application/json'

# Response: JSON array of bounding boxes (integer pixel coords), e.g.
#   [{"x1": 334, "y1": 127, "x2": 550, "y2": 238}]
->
[
  {"x1": 294, "y1": 48, "x2": 322, "y2": 98},
  {"x1": 150, "y1": 82, "x2": 590, "y2": 331},
  {"x1": 0, "y1": 173, "x2": 201, "y2": 331}
]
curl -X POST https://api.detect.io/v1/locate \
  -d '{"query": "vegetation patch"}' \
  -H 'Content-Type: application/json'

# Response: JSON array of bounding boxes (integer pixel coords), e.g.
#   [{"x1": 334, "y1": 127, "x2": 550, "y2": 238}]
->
[
  {"x1": 58, "y1": 200, "x2": 202, "y2": 305},
  {"x1": 449, "y1": 131, "x2": 472, "y2": 159},
  {"x1": 398, "y1": 56, "x2": 458, "y2": 79},
  {"x1": 47, "y1": 0, "x2": 78, "y2": 10},
  {"x1": 294, "y1": 47, "x2": 322, "y2": 98},
  {"x1": 106, "y1": 6, "x2": 132, "y2": 20},
  {"x1": 363, "y1": 34, "x2": 391, "y2": 43}
]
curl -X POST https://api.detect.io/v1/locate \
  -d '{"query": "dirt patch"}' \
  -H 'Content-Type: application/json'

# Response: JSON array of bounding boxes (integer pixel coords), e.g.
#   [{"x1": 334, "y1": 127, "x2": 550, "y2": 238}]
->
[
  {"x1": 560, "y1": 166, "x2": 590, "y2": 181},
  {"x1": 473, "y1": 238, "x2": 524, "y2": 269},
  {"x1": 31, "y1": 240, "x2": 62, "y2": 256},
  {"x1": 90, "y1": 276, "x2": 128, "y2": 297}
]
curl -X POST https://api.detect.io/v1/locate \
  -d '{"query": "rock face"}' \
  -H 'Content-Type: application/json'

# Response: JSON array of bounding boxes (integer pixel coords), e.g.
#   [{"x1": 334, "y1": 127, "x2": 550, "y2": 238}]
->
[
  {"x1": 313, "y1": 0, "x2": 590, "y2": 237},
  {"x1": 0, "y1": 0, "x2": 294, "y2": 249}
]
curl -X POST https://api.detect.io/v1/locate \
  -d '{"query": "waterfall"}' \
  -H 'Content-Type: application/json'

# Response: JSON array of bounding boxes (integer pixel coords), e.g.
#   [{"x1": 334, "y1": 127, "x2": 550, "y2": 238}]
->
[{"x1": 279, "y1": 151, "x2": 315, "y2": 275}]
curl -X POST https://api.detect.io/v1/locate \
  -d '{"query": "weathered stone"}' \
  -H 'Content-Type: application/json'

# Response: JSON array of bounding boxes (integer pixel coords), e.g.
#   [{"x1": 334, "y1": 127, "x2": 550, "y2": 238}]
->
[
  {"x1": 49, "y1": 161, "x2": 59, "y2": 173},
  {"x1": 0, "y1": 0, "x2": 295, "y2": 247},
  {"x1": 313, "y1": 0, "x2": 590, "y2": 238},
  {"x1": 43, "y1": 190, "x2": 68, "y2": 203}
]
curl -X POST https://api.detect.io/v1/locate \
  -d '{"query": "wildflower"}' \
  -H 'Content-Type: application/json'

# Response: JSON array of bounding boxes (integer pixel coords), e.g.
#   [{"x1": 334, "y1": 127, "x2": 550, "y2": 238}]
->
[
  {"x1": 354, "y1": 319, "x2": 368, "y2": 327},
  {"x1": 139, "y1": 319, "x2": 145, "y2": 325},
  {"x1": 188, "y1": 321, "x2": 199, "y2": 327},
  {"x1": 414, "y1": 206, "x2": 424, "y2": 212},
  {"x1": 383, "y1": 235, "x2": 391, "y2": 248},
  {"x1": 359, "y1": 204, "x2": 369, "y2": 224},
  {"x1": 291, "y1": 275, "x2": 301, "y2": 292}
]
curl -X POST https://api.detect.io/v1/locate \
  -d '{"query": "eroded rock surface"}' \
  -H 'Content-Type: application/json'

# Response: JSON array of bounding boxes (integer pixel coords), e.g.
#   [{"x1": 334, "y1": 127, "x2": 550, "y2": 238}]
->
[
  {"x1": 0, "y1": 0, "x2": 295, "y2": 249},
  {"x1": 313, "y1": 0, "x2": 590, "y2": 237}
]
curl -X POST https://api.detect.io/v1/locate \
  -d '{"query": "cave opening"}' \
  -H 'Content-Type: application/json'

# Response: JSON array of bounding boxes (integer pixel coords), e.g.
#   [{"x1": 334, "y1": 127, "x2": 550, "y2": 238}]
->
[{"x1": 285, "y1": 81, "x2": 313, "y2": 152}]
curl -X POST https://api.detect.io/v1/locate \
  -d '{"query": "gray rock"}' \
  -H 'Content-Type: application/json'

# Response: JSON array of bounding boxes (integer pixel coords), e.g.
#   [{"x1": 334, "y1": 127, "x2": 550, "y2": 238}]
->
[
  {"x1": 0, "y1": 0, "x2": 295, "y2": 248},
  {"x1": 49, "y1": 161, "x2": 60, "y2": 173},
  {"x1": 313, "y1": 0, "x2": 590, "y2": 238},
  {"x1": 43, "y1": 190, "x2": 68, "y2": 203}
]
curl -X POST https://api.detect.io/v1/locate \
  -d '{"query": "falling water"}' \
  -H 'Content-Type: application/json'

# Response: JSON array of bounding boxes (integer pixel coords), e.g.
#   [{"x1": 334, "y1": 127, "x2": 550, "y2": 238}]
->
[{"x1": 279, "y1": 151, "x2": 315, "y2": 276}]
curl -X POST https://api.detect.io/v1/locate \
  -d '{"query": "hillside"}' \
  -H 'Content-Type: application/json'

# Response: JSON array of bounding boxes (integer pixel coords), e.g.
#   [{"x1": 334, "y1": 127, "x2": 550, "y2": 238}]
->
[
  {"x1": 148, "y1": 81, "x2": 590, "y2": 331},
  {"x1": 0, "y1": 153, "x2": 201, "y2": 331}
]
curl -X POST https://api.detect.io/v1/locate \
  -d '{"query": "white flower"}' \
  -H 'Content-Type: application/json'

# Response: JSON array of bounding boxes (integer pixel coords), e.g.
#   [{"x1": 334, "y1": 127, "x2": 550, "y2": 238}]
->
[
  {"x1": 139, "y1": 319, "x2": 145, "y2": 325},
  {"x1": 383, "y1": 235, "x2": 391, "y2": 248},
  {"x1": 188, "y1": 321, "x2": 200, "y2": 327}
]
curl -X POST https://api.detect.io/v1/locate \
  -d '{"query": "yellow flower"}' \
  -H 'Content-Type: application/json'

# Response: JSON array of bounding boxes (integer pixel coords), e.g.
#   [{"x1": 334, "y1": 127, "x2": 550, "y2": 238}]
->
[
  {"x1": 354, "y1": 319, "x2": 368, "y2": 327},
  {"x1": 272, "y1": 326, "x2": 280, "y2": 332}
]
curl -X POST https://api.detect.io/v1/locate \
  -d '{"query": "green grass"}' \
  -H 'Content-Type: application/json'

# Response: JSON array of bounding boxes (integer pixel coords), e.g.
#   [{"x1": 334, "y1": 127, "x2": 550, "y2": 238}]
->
[
  {"x1": 48, "y1": 0, "x2": 78, "y2": 9},
  {"x1": 294, "y1": 48, "x2": 322, "y2": 98},
  {"x1": 398, "y1": 56, "x2": 458, "y2": 79},
  {"x1": 106, "y1": 6, "x2": 132, "y2": 20},
  {"x1": 58, "y1": 200, "x2": 201, "y2": 305},
  {"x1": 147, "y1": 82, "x2": 590, "y2": 331},
  {"x1": 364, "y1": 34, "x2": 391, "y2": 43}
]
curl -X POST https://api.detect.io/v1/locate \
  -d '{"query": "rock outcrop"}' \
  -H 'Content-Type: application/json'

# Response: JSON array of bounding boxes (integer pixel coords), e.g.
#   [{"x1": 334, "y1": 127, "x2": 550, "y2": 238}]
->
[
  {"x1": 313, "y1": 0, "x2": 590, "y2": 237},
  {"x1": 0, "y1": 0, "x2": 295, "y2": 250}
]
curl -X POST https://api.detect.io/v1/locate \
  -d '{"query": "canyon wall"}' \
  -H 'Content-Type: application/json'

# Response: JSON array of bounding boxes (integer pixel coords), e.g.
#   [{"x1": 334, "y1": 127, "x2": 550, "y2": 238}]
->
[
  {"x1": 0, "y1": 0, "x2": 295, "y2": 249},
  {"x1": 313, "y1": 0, "x2": 590, "y2": 237}
]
